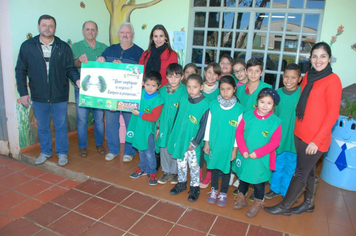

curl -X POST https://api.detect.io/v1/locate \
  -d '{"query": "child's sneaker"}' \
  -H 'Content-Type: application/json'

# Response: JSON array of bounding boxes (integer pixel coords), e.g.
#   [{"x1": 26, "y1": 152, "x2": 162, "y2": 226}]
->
[
  {"x1": 149, "y1": 174, "x2": 158, "y2": 185},
  {"x1": 130, "y1": 168, "x2": 147, "y2": 179},
  {"x1": 233, "y1": 188, "x2": 238, "y2": 196},
  {"x1": 170, "y1": 174, "x2": 178, "y2": 184},
  {"x1": 207, "y1": 187, "x2": 218, "y2": 204},
  {"x1": 265, "y1": 190, "x2": 279, "y2": 200},
  {"x1": 217, "y1": 193, "x2": 227, "y2": 207},
  {"x1": 157, "y1": 173, "x2": 171, "y2": 184},
  {"x1": 249, "y1": 191, "x2": 255, "y2": 202}
]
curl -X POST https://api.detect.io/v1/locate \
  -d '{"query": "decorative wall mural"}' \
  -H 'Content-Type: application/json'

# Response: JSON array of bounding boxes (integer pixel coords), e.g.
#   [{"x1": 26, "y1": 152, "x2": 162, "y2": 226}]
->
[
  {"x1": 330, "y1": 25, "x2": 344, "y2": 46},
  {"x1": 104, "y1": 0, "x2": 163, "y2": 44}
]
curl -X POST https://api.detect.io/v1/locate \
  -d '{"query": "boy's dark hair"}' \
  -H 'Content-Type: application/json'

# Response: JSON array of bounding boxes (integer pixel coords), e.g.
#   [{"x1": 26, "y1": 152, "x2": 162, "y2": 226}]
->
[
  {"x1": 166, "y1": 63, "x2": 183, "y2": 75},
  {"x1": 187, "y1": 74, "x2": 203, "y2": 85},
  {"x1": 38, "y1": 14, "x2": 56, "y2": 26},
  {"x1": 183, "y1": 63, "x2": 198, "y2": 74},
  {"x1": 144, "y1": 70, "x2": 162, "y2": 86},
  {"x1": 284, "y1": 63, "x2": 301, "y2": 76},
  {"x1": 233, "y1": 59, "x2": 246, "y2": 68},
  {"x1": 246, "y1": 57, "x2": 263, "y2": 71},
  {"x1": 205, "y1": 62, "x2": 222, "y2": 76}
]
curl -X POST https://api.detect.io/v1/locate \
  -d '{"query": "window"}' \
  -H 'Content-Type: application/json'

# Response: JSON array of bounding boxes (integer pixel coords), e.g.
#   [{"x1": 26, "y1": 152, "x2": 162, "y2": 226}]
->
[{"x1": 188, "y1": 0, "x2": 324, "y2": 88}]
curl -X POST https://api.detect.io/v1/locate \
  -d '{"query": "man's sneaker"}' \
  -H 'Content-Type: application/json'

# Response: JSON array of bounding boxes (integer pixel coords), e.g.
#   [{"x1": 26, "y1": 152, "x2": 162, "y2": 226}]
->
[
  {"x1": 130, "y1": 168, "x2": 147, "y2": 179},
  {"x1": 149, "y1": 174, "x2": 158, "y2": 186},
  {"x1": 265, "y1": 190, "x2": 279, "y2": 200},
  {"x1": 207, "y1": 187, "x2": 218, "y2": 204},
  {"x1": 170, "y1": 182, "x2": 187, "y2": 195},
  {"x1": 249, "y1": 191, "x2": 255, "y2": 202},
  {"x1": 157, "y1": 173, "x2": 171, "y2": 184},
  {"x1": 217, "y1": 193, "x2": 227, "y2": 207},
  {"x1": 123, "y1": 155, "x2": 133, "y2": 162},
  {"x1": 170, "y1": 174, "x2": 178, "y2": 184},
  {"x1": 105, "y1": 153, "x2": 116, "y2": 161},
  {"x1": 79, "y1": 148, "x2": 87, "y2": 157},
  {"x1": 35, "y1": 153, "x2": 51, "y2": 165},
  {"x1": 96, "y1": 145, "x2": 106, "y2": 154},
  {"x1": 58, "y1": 154, "x2": 68, "y2": 166}
]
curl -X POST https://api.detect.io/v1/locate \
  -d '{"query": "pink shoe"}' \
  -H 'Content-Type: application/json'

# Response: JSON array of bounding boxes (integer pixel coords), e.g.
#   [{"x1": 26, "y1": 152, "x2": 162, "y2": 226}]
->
[{"x1": 199, "y1": 170, "x2": 211, "y2": 188}]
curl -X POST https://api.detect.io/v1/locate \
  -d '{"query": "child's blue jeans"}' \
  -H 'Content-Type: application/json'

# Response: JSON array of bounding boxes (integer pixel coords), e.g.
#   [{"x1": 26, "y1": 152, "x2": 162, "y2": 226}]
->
[{"x1": 138, "y1": 134, "x2": 157, "y2": 175}]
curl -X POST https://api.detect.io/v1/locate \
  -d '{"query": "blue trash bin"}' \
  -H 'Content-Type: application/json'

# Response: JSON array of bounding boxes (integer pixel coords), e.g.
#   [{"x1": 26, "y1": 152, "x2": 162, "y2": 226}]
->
[{"x1": 321, "y1": 116, "x2": 356, "y2": 191}]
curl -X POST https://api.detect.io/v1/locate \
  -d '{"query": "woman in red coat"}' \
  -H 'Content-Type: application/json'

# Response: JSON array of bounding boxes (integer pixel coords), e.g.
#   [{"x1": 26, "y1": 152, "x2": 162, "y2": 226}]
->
[{"x1": 139, "y1": 24, "x2": 178, "y2": 87}]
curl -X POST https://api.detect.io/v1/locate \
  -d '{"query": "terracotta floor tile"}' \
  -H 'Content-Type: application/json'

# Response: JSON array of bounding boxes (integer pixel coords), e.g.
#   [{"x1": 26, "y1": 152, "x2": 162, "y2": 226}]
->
[
  {"x1": 344, "y1": 195, "x2": 356, "y2": 212},
  {"x1": 68, "y1": 160, "x2": 100, "y2": 173},
  {"x1": 324, "y1": 193, "x2": 347, "y2": 209},
  {"x1": 0, "y1": 156, "x2": 12, "y2": 165},
  {"x1": 97, "y1": 185, "x2": 133, "y2": 203},
  {"x1": 0, "y1": 166, "x2": 15, "y2": 178},
  {"x1": 33, "y1": 228, "x2": 61, "y2": 236},
  {"x1": 57, "y1": 179, "x2": 81, "y2": 189},
  {"x1": 14, "y1": 179, "x2": 52, "y2": 196},
  {"x1": 20, "y1": 166, "x2": 47, "y2": 177},
  {"x1": 75, "y1": 179, "x2": 110, "y2": 195},
  {"x1": 178, "y1": 208, "x2": 217, "y2": 232},
  {"x1": 0, "y1": 185, "x2": 8, "y2": 194},
  {"x1": 328, "y1": 223, "x2": 356, "y2": 236},
  {"x1": 247, "y1": 225, "x2": 283, "y2": 236},
  {"x1": 343, "y1": 190, "x2": 356, "y2": 198},
  {"x1": 81, "y1": 222, "x2": 125, "y2": 236},
  {"x1": 96, "y1": 169, "x2": 122, "y2": 183},
  {"x1": 326, "y1": 206, "x2": 353, "y2": 228},
  {"x1": 81, "y1": 163, "x2": 112, "y2": 178},
  {"x1": 3, "y1": 160, "x2": 28, "y2": 171},
  {"x1": 38, "y1": 172, "x2": 66, "y2": 184},
  {"x1": 48, "y1": 211, "x2": 95, "y2": 236},
  {"x1": 303, "y1": 218, "x2": 330, "y2": 236},
  {"x1": 74, "y1": 196, "x2": 116, "y2": 219},
  {"x1": 4, "y1": 199, "x2": 43, "y2": 219},
  {"x1": 0, "y1": 190, "x2": 28, "y2": 212},
  {"x1": 121, "y1": 192, "x2": 158, "y2": 212},
  {"x1": 24, "y1": 202, "x2": 69, "y2": 226},
  {"x1": 0, "y1": 172, "x2": 32, "y2": 188},
  {"x1": 51, "y1": 189, "x2": 91, "y2": 209},
  {"x1": 100, "y1": 205, "x2": 143, "y2": 230},
  {"x1": 0, "y1": 218, "x2": 41, "y2": 236},
  {"x1": 34, "y1": 185, "x2": 69, "y2": 203},
  {"x1": 0, "y1": 214, "x2": 13, "y2": 228},
  {"x1": 349, "y1": 210, "x2": 356, "y2": 229},
  {"x1": 129, "y1": 215, "x2": 173, "y2": 236},
  {"x1": 210, "y1": 216, "x2": 249, "y2": 236},
  {"x1": 276, "y1": 213, "x2": 303, "y2": 235},
  {"x1": 168, "y1": 225, "x2": 206, "y2": 236},
  {"x1": 322, "y1": 182, "x2": 344, "y2": 196},
  {"x1": 148, "y1": 200, "x2": 186, "y2": 223}
]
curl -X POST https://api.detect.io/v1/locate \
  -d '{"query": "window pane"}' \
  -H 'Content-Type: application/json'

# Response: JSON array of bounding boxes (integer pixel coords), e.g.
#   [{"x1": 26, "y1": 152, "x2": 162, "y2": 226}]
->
[
  {"x1": 210, "y1": 0, "x2": 221, "y2": 7},
  {"x1": 253, "y1": 32, "x2": 267, "y2": 50},
  {"x1": 192, "y1": 48, "x2": 204, "y2": 64},
  {"x1": 264, "y1": 73, "x2": 277, "y2": 87},
  {"x1": 256, "y1": 0, "x2": 271, "y2": 8},
  {"x1": 284, "y1": 34, "x2": 299, "y2": 52},
  {"x1": 194, "y1": 0, "x2": 207, "y2": 6},
  {"x1": 233, "y1": 51, "x2": 246, "y2": 60},
  {"x1": 208, "y1": 12, "x2": 220, "y2": 28},
  {"x1": 282, "y1": 54, "x2": 296, "y2": 67},
  {"x1": 220, "y1": 31, "x2": 233, "y2": 47},
  {"x1": 255, "y1": 13, "x2": 269, "y2": 30},
  {"x1": 287, "y1": 14, "x2": 301, "y2": 32},
  {"x1": 300, "y1": 35, "x2": 316, "y2": 53},
  {"x1": 194, "y1": 12, "x2": 206, "y2": 27},
  {"x1": 299, "y1": 55, "x2": 310, "y2": 73},
  {"x1": 268, "y1": 33, "x2": 283, "y2": 51},
  {"x1": 224, "y1": 0, "x2": 236, "y2": 7},
  {"x1": 193, "y1": 31, "x2": 205, "y2": 46},
  {"x1": 290, "y1": 0, "x2": 304, "y2": 8},
  {"x1": 207, "y1": 31, "x2": 218, "y2": 46},
  {"x1": 272, "y1": 0, "x2": 286, "y2": 8},
  {"x1": 270, "y1": 14, "x2": 286, "y2": 31},
  {"x1": 238, "y1": 0, "x2": 253, "y2": 7},
  {"x1": 220, "y1": 50, "x2": 233, "y2": 58},
  {"x1": 266, "y1": 53, "x2": 279, "y2": 71},
  {"x1": 251, "y1": 52, "x2": 264, "y2": 61},
  {"x1": 306, "y1": 0, "x2": 324, "y2": 9},
  {"x1": 303, "y1": 14, "x2": 319, "y2": 33},
  {"x1": 223, "y1": 12, "x2": 235, "y2": 29},
  {"x1": 206, "y1": 49, "x2": 217, "y2": 63},
  {"x1": 235, "y1": 32, "x2": 248, "y2": 49},
  {"x1": 236, "y1": 12, "x2": 250, "y2": 29}
]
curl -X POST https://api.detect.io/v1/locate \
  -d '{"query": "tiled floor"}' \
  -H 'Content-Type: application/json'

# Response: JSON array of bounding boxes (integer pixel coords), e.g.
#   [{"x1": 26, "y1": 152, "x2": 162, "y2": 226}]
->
[{"x1": 4, "y1": 129, "x2": 356, "y2": 236}]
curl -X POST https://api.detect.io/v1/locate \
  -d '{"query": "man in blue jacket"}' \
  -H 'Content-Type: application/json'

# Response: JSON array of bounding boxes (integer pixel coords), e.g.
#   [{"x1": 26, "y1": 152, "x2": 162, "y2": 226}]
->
[{"x1": 15, "y1": 15, "x2": 80, "y2": 166}]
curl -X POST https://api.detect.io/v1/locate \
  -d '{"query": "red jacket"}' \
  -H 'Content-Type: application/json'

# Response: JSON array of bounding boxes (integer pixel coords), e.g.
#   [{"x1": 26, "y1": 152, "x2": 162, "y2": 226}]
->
[
  {"x1": 139, "y1": 48, "x2": 178, "y2": 86},
  {"x1": 294, "y1": 72, "x2": 342, "y2": 152}
]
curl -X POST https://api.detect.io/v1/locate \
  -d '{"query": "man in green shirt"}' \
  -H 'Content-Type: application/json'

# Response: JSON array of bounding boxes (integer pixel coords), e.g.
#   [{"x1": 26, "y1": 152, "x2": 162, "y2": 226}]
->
[{"x1": 72, "y1": 21, "x2": 108, "y2": 157}]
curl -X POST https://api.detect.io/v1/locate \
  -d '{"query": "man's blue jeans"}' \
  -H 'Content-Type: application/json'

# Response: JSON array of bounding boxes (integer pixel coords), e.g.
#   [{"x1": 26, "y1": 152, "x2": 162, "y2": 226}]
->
[
  {"x1": 32, "y1": 101, "x2": 68, "y2": 156},
  {"x1": 75, "y1": 88, "x2": 104, "y2": 148},
  {"x1": 105, "y1": 109, "x2": 137, "y2": 156}
]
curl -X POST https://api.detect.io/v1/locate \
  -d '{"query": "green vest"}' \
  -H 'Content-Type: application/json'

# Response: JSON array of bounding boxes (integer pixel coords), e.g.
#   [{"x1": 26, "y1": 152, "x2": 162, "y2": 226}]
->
[
  {"x1": 206, "y1": 100, "x2": 244, "y2": 174},
  {"x1": 236, "y1": 81, "x2": 271, "y2": 112},
  {"x1": 157, "y1": 84, "x2": 187, "y2": 148},
  {"x1": 167, "y1": 96, "x2": 209, "y2": 161},
  {"x1": 275, "y1": 87, "x2": 301, "y2": 154},
  {"x1": 203, "y1": 86, "x2": 219, "y2": 102},
  {"x1": 232, "y1": 110, "x2": 281, "y2": 184},
  {"x1": 126, "y1": 89, "x2": 163, "y2": 150}
]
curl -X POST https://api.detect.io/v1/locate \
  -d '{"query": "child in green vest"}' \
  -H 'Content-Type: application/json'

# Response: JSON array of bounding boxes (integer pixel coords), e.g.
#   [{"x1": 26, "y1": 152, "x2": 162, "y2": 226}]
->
[
  {"x1": 203, "y1": 75, "x2": 245, "y2": 207},
  {"x1": 127, "y1": 70, "x2": 163, "y2": 186},
  {"x1": 265, "y1": 64, "x2": 302, "y2": 200},
  {"x1": 236, "y1": 57, "x2": 272, "y2": 112},
  {"x1": 219, "y1": 54, "x2": 238, "y2": 84},
  {"x1": 200, "y1": 62, "x2": 221, "y2": 189},
  {"x1": 182, "y1": 63, "x2": 198, "y2": 85},
  {"x1": 168, "y1": 74, "x2": 210, "y2": 202},
  {"x1": 233, "y1": 88, "x2": 281, "y2": 218},
  {"x1": 156, "y1": 63, "x2": 187, "y2": 185}
]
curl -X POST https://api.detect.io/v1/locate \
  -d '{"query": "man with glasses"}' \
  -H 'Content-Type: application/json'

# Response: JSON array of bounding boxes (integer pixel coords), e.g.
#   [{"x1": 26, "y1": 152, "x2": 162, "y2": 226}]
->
[
  {"x1": 72, "y1": 21, "x2": 108, "y2": 158},
  {"x1": 97, "y1": 22, "x2": 144, "y2": 162}
]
